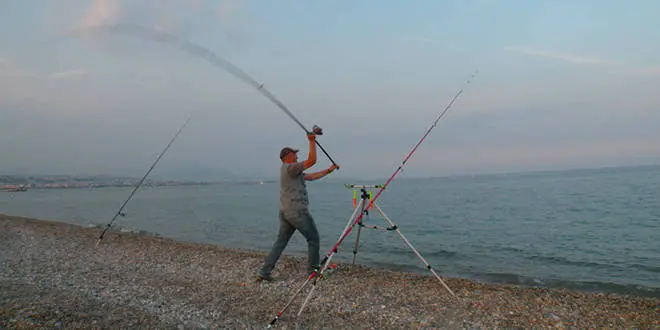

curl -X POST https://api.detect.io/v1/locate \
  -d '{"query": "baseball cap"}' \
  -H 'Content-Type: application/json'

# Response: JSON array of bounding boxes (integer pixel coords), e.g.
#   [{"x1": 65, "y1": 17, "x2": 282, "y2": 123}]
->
[{"x1": 280, "y1": 147, "x2": 299, "y2": 159}]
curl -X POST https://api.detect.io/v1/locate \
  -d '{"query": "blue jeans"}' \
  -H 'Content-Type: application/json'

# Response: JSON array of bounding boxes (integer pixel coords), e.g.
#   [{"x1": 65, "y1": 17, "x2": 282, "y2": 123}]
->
[{"x1": 259, "y1": 209, "x2": 320, "y2": 276}]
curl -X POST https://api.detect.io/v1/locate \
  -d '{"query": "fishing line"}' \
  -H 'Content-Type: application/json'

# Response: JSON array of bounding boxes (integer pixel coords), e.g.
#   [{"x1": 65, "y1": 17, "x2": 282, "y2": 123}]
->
[
  {"x1": 96, "y1": 113, "x2": 193, "y2": 246},
  {"x1": 266, "y1": 70, "x2": 478, "y2": 327},
  {"x1": 71, "y1": 24, "x2": 338, "y2": 167}
]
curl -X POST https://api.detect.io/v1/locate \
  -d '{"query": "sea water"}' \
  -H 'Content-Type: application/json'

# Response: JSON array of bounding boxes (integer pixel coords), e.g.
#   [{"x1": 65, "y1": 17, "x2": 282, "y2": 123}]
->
[{"x1": 2, "y1": 165, "x2": 659, "y2": 297}]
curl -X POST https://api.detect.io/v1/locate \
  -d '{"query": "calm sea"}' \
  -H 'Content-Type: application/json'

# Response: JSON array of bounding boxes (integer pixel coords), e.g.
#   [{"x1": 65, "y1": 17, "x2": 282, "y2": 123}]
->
[{"x1": 2, "y1": 165, "x2": 659, "y2": 297}]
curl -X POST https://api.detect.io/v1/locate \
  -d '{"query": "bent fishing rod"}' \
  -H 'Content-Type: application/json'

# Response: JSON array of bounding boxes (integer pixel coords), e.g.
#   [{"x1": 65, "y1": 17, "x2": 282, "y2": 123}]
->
[
  {"x1": 266, "y1": 70, "x2": 478, "y2": 328},
  {"x1": 96, "y1": 114, "x2": 193, "y2": 246},
  {"x1": 73, "y1": 24, "x2": 338, "y2": 167}
]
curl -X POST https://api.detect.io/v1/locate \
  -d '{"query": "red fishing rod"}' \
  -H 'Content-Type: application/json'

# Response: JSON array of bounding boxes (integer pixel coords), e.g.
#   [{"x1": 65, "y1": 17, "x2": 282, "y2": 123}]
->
[{"x1": 266, "y1": 70, "x2": 479, "y2": 328}]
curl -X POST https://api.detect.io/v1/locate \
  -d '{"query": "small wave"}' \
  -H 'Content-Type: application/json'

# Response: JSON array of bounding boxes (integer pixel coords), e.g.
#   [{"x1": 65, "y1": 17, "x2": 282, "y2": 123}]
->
[
  {"x1": 496, "y1": 245, "x2": 527, "y2": 254},
  {"x1": 363, "y1": 260, "x2": 434, "y2": 274},
  {"x1": 527, "y1": 254, "x2": 623, "y2": 271},
  {"x1": 348, "y1": 261, "x2": 660, "y2": 298},
  {"x1": 469, "y1": 271, "x2": 660, "y2": 298},
  {"x1": 526, "y1": 254, "x2": 660, "y2": 275},
  {"x1": 86, "y1": 223, "x2": 161, "y2": 238},
  {"x1": 117, "y1": 227, "x2": 161, "y2": 237},
  {"x1": 628, "y1": 263, "x2": 660, "y2": 274},
  {"x1": 344, "y1": 241, "x2": 458, "y2": 259},
  {"x1": 388, "y1": 248, "x2": 458, "y2": 258}
]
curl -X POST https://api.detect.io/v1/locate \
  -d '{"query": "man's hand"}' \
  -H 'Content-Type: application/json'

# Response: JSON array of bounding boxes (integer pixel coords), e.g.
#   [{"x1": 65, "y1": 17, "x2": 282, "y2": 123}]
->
[
  {"x1": 307, "y1": 132, "x2": 316, "y2": 141},
  {"x1": 304, "y1": 164, "x2": 340, "y2": 181}
]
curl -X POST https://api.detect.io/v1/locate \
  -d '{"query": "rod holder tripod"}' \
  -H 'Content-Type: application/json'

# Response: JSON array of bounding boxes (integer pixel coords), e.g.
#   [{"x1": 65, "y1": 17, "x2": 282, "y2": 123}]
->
[
  {"x1": 344, "y1": 184, "x2": 398, "y2": 264},
  {"x1": 293, "y1": 183, "x2": 458, "y2": 317}
]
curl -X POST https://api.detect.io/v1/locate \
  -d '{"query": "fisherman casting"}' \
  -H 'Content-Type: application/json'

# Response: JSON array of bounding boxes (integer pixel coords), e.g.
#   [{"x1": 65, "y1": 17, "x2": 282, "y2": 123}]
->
[{"x1": 257, "y1": 128, "x2": 339, "y2": 282}]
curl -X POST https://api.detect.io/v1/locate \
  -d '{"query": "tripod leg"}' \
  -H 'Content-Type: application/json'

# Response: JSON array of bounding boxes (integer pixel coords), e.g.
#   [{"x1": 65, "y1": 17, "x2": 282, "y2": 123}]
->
[
  {"x1": 351, "y1": 225, "x2": 362, "y2": 264},
  {"x1": 338, "y1": 198, "x2": 363, "y2": 245},
  {"x1": 351, "y1": 198, "x2": 367, "y2": 264},
  {"x1": 372, "y1": 202, "x2": 458, "y2": 300}
]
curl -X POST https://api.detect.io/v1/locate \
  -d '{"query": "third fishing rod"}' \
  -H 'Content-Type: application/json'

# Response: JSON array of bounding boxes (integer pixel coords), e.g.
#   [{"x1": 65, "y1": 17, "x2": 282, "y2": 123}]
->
[
  {"x1": 96, "y1": 113, "x2": 193, "y2": 246},
  {"x1": 72, "y1": 24, "x2": 338, "y2": 168}
]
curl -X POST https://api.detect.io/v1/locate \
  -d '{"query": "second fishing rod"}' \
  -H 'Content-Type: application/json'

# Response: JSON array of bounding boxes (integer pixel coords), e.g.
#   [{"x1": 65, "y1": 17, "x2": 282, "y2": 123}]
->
[{"x1": 75, "y1": 24, "x2": 339, "y2": 168}]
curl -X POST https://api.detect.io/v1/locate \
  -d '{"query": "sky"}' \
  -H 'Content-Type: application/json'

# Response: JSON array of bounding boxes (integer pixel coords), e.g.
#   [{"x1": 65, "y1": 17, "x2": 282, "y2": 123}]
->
[{"x1": 1, "y1": 0, "x2": 659, "y2": 180}]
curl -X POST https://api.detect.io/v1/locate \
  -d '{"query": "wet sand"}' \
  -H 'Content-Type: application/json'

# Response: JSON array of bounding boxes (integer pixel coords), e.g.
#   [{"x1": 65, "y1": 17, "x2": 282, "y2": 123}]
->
[{"x1": 1, "y1": 214, "x2": 658, "y2": 329}]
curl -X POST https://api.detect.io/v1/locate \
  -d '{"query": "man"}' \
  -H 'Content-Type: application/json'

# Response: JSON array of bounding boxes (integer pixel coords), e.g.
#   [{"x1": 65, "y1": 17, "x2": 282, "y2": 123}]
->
[{"x1": 256, "y1": 131, "x2": 339, "y2": 282}]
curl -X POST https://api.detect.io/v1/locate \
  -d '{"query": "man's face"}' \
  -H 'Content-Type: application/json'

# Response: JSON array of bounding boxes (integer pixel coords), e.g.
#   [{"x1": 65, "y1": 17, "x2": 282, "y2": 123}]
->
[{"x1": 283, "y1": 152, "x2": 297, "y2": 163}]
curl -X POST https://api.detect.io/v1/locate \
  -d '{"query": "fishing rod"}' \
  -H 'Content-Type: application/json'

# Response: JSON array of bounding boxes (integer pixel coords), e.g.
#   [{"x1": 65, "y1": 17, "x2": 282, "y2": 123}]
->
[
  {"x1": 266, "y1": 70, "x2": 478, "y2": 328},
  {"x1": 96, "y1": 114, "x2": 193, "y2": 246},
  {"x1": 72, "y1": 24, "x2": 338, "y2": 167}
]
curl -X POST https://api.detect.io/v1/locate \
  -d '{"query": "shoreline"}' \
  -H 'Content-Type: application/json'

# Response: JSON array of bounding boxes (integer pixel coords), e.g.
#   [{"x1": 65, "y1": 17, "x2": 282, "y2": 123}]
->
[
  {"x1": 26, "y1": 214, "x2": 660, "y2": 300},
  {"x1": 2, "y1": 214, "x2": 658, "y2": 328}
]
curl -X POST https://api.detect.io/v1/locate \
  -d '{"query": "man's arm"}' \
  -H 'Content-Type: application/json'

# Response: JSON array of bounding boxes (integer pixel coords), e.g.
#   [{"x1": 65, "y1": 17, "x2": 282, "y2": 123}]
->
[
  {"x1": 286, "y1": 133, "x2": 318, "y2": 177},
  {"x1": 304, "y1": 164, "x2": 338, "y2": 181},
  {"x1": 302, "y1": 133, "x2": 317, "y2": 170}
]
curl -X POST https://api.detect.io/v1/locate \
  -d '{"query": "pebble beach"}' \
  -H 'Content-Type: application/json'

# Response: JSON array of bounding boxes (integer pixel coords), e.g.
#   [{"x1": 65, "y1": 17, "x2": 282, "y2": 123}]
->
[{"x1": 1, "y1": 213, "x2": 658, "y2": 329}]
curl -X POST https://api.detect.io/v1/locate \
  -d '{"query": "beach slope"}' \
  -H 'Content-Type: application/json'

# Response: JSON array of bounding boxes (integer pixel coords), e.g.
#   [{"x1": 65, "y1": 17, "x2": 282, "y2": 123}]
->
[{"x1": 1, "y1": 214, "x2": 658, "y2": 329}]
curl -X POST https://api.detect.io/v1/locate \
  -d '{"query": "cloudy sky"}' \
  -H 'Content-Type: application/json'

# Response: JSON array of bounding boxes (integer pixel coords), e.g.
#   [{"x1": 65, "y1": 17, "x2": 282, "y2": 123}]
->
[{"x1": 1, "y1": 0, "x2": 659, "y2": 180}]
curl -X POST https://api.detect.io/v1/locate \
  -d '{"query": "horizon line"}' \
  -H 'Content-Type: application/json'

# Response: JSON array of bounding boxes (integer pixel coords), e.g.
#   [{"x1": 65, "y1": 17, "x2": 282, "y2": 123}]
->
[{"x1": 2, "y1": 162, "x2": 658, "y2": 182}]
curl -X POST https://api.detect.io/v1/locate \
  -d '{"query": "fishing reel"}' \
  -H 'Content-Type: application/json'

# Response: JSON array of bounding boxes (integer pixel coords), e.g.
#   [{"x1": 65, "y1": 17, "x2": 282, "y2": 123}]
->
[{"x1": 312, "y1": 125, "x2": 323, "y2": 135}]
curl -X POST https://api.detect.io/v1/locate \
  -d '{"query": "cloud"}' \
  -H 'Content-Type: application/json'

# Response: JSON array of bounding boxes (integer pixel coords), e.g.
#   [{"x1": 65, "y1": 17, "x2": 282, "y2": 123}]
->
[
  {"x1": 401, "y1": 35, "x2": 434, "y2": 44},
  {"x1": 622, "y1": 65, "x2": 660, "y2": 76},
  {"x1": 50, "y1": 70, "x2": 88, "y2": 79},
  {"x1": 0, "y1": 57, "x2": 34, "y2": 78},
  {"x1": 403, "y1": 136, "x2": 660, "y2": 177},
  {"x1": 213, "y1": 0, "x2": 249, "y2": 45},
  {"x1": 467, "y1": 0, "x2": 497, "y2": 9},
  {"x1": 79, "y1": 0, "x2": 120, "y2": 29},
  {"x1": 0, "y1": 72, "x2": 38, "y2": 78},
  {"x1": 503, "y1": 46, "x2": 660, "y2": 77},
  {"x1": 503, "y1": 46, "x2": 620, "y2": 66},
  {"x1": 70, "y1": 0, "x2": 249, "y2": 47},
  {"x1": 216, "y1": 0, "x2": 243, "y2": 21},
  {"x1": 74, "y1": 0, "x2": 245, "y2": 32},
  {"x1": 0, "y1": 56, "x2": 86, "y2": 80}
]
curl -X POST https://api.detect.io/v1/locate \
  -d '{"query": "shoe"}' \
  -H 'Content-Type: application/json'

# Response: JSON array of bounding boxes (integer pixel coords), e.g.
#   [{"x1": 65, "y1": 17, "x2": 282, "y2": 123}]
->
[{"x1": 255, "y1": 273, "x2": 274, "y2": 282}]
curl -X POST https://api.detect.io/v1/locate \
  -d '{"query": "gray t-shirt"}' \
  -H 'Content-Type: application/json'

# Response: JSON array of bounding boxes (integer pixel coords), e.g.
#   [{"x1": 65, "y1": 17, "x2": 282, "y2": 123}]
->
[{"x1": 279, "y1": 162, "x2": 309, "y2": 215}]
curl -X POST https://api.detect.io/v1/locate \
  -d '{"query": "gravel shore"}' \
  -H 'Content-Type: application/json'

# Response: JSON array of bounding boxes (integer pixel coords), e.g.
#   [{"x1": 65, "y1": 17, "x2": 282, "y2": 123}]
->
[{"x1": 1, "y1": 214, "x2": 658, "y2": 329}]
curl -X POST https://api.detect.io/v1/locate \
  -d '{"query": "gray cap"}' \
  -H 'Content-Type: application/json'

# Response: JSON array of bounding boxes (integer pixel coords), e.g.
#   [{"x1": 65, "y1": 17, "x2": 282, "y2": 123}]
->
[{"x1": 280, "y1": 147, "x2": 299, "y2": 159}]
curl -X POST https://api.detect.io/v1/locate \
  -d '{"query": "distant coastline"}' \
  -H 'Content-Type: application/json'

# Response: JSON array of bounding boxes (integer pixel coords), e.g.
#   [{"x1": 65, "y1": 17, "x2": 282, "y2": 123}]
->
[
  {"x1": 0, "y1": 174, "x2": 274, "y2": 190},
  {"x1": 2, "y1": 163, "x2": 658, "y2": 191}
]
